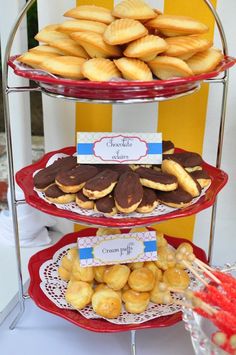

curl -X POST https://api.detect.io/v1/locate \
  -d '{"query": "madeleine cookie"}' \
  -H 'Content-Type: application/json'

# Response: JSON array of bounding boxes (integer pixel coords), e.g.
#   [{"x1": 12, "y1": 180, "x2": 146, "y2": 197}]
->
[
  {"x1": 148, "y1": 56, "x2": 193, "y2": 80},
  {"x1": 55, "y1": 165, "x2": 99, "y2": 193},
  {"x1": 35, "y1": 30, "x2": 70, "y2": 44},
  {"x1": 136, "y1": 166, "x2": 178, "y2": 191},
  {"x1": 76, "y1": 190, "x2": 94, "y2": 210},
  {"x1": 136, "y1": 187, "x2": 158, "y2": 213},
  {"x1": 82, "y1": 58, "x2": 121, "y2": 81},
  {"x1": 124, "y1": 35, "x2": 168, "y2": 62},
  {"x1": 186, "y1": 47, "x2": 224, "y2": 75},
  {"x1": 29, "y1": 45, "x2": 65, "y2": 56},
  {"x1": 162, "y1": 158, "x2": 201, "y2": 197},
  {"x1": 64, "y1": 5, "x2": 115, "y2": 24},
  {"x1": 156, "y1": 187, "x2": 194, "y2": 208},
  {"x1": 164, "y1": 152, "x2": 203, "y2": 172},
  {"x1": 58, "y1": 20, "x2": 107, "y2": 35},
  {"x1": 163, "y1": 267, "x2": 190, "y2": 290},
  {"x1": 145, "y1": 15, "x2": 209, "y2": 37},
  {"x1": 49, "y1": 39, "x2": 89, "y2": 58},
  {"x1": 123, "y1": 289, "x2": 150, "y2": 314},
  {"x1": 42, "y1": 24, "x2": 60, "y2": 31},
  {"x1": 163, "y1": 140, "x2": 175, "y2": 154},
  {"x1": 103, "y1": 19, "x2": 148, "y2": 45},
  {"x1": 40, "y1": 56, "x2": 86, "y2": 79},
  {"x1": 128, "y1": 267, "x2": 155, "y2": 292},
  {"x1": 33, "y1": 156, "x2": 77, "y2": 191},
  {"x1": 114, "y1": 57, "x2": 153, "y2": 81},
  {"x1": 92, "y1": 288, "x2": 122, "y2": 318},
  {"x1": 104, "y1": 265, "x2": 130, "y2": 290},
  {"x1": 65, "y1": 280, "x2": 93, "y2": 310},
  {"x1": 190, "y1": 170, "x2": 211, "y2": 188},
  {"x1": 44, "y1": 184, "x2": 75, "y2": 204},
  {"x1": 112, "y1": 0, "x2": 156, "y2": 21},
  {"x1": 70, "y1": 31, "x2": 121, "y2": 58},
  {"x1": 83, "y1": 169, "x2": 119, "y2": 199},
  {"x1": 164, "y1": 36, "x2": 212, "y2": 60},
  {"x1": 114, "y1": 171, "x2": 143, "y2": 213},
  {"x1": 17, "y1": 52, "x2": 58, "y2": 69},
  {"x1": 94, "y1": 194, "x2": 117, "y2": 216}
]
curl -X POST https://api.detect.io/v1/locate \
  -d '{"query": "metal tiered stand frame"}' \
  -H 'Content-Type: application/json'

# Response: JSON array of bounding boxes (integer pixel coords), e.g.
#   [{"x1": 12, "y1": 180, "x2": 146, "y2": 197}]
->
[{"x1": 2, "y1": 0, "x2": 230, "y2": 353}]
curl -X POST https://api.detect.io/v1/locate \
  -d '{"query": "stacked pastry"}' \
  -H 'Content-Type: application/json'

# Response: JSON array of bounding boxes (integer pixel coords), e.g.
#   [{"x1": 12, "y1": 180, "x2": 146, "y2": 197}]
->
[
  {"x1": 33, "y1": 140, "x2": 212, "y2": 215},
  {"x1": 17, "y1": 0, "x2": 224, "y2": 81},
  {"x1": 58, "y1": 228, "x2": 192, "y2": 318}
]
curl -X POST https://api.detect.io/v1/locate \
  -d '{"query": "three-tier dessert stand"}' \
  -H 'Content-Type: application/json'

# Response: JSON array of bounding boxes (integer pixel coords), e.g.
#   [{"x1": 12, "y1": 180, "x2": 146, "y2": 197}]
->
[{"x1": 2, "y1": 0, "x2": 233, "y2": 353}]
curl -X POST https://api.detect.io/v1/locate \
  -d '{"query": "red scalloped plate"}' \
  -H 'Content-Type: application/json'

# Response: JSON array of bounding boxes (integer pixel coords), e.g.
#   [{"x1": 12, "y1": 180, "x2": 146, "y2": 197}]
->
[
  {"x1": 8, "y1": 55, "x2": 236, "y2": 101},
  {"x1": 16, "y1": 146, "x2": 228, "y2": 229},
  {"x1": 28, "y1": 228, "x2": 207, "y2": 332}
]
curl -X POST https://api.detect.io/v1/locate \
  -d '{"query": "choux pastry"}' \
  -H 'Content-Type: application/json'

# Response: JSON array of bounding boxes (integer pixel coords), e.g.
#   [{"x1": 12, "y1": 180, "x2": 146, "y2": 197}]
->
[
  {"x1": 103, "y1": 264, "x2": 130, "y2": 290},
  {"x1": 72, "y1": 258, "x2": 94, "y2": 282},
  {"x1": 92, "y1": 288, "x2": 122, "y2": 318},
  {"x1": 128, "y1": 267, "x2": 155, "y2": 292},
  {"x1": 65, "y1": 280, "x2": 93, "y2": 310},
  {"x1": 122, "y1": 289, "x2": 150, "y2": 314}
]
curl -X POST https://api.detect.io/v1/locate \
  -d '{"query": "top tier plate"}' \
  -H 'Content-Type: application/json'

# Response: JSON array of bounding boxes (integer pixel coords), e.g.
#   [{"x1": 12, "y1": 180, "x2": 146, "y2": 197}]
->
[{"x1": 8, "y1": 55, "x2": 236, "y2": 103}]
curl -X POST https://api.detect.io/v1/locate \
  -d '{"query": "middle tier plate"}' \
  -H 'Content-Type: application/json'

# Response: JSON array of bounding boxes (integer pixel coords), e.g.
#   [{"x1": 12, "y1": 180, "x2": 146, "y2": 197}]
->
[{"x1": 16, "y1": 146, "x2": 228, "y2": 228}]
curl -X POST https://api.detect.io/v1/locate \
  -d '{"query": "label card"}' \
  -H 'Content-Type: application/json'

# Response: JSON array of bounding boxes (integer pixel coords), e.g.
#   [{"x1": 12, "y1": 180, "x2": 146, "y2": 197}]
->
[
  {"x1": 77, "y1": 132, "x2": 162, "y2": 164},
  {"x1": 78, "y1": 231, "x2": 157, "y2": 267}
]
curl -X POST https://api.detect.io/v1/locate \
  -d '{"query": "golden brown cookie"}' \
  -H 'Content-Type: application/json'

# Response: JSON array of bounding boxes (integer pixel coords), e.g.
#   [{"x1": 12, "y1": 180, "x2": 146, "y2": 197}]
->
[
  {"x1": 82, "y1": 58, "x2": 121, "y2": 81},
  {"x1": 17, "y1": 52, "x2": 58, "y2": 69},
  {"x1": 148, "y1": 56, "x2": 193, "y2": 80},
  {"x1": 112, "y1": 0, "x2": 156, "y2": 21},
  {"x1": 49, "y1": 39, "x2": 89, "y2": 58},
  {"x1": 124, "y1": 34, "x2": 168, "y2": 62},
  {"x1": 40, "y1": 56, "x2": 86, "y2": 79},
  {"x1": 29, "y1": 45, "x2": 65, "y2": 56},
  {"x1": 114, "y1": 171, "x2": 143, "y2": 213},
  {"x1": 114, "y1": 57, "x2": 153, "y2": 81},
  {"x1": 70, "y1": 31, "x2": 122, "y2": 58},
  {"x1": 164, "y1": 36, "x2": 212, "y2": 60},
  {"x1": 186, "y1": 47, "x2": 224, "y2": 75},
  {"x1": 103, "y1": 18, "x2": 148, "y2": 45},
  {"x1": 145, "y1": 15, "x2": 209, "y2": 37},
  {"x1": 58, "y1": 20, "x2": 107, "y2": 34},
  {"x1": 35, "y1": 30, "x2": 70, "y2": 44},
  {"x1": 64, "y1": 5, "x2": 115, "y2": 24}
]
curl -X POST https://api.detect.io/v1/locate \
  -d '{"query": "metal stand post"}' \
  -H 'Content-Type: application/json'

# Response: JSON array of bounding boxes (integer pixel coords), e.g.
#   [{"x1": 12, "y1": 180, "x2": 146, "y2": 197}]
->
[{"x1": 131, "y1": 330, "x2": 136, "y2": 355}]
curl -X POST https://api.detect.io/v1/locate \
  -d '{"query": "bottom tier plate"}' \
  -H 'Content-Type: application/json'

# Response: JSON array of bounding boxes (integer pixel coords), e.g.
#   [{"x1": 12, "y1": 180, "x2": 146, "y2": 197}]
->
[{"x1": 28, "y1": 228, "x2": 207, "y2": 333}]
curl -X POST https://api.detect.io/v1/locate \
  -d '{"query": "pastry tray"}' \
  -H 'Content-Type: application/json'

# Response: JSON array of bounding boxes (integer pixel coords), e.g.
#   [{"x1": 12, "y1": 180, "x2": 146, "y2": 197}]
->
[
  {"x1": 28, "y1": 228, "x2": 207, "y2": 333},
  {"x1": 8, "y1": 55, "x2": 236, "y2": 103},
  {"x1": 16, "y1": 146, "x2": 228, "y2": 228}
]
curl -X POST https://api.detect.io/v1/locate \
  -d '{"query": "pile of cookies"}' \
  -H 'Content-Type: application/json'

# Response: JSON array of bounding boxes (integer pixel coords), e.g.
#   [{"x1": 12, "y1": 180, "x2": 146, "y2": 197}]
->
[
  {"x1": 33, "y1": 140, "x2": 211, "y2": 215},
  {"x1": 17, "y1": 0, "x2": 224, "y2": 81},
  {"x1": 58, "y1": 228, "x2": 192, "y2": 318}
]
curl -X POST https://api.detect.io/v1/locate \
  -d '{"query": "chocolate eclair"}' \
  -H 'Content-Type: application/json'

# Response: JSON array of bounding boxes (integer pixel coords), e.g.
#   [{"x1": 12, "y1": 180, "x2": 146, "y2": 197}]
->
[
  {"x1": 76, "y1": 190, "x2": 94, "y2": 210},
  {"x1": 136, "y1": 187, "x2": 158, "y2": 213},
  {"x1": 44, "y1": 184, "x2": 76, "y2": 204},
  {"x1": 94, "y1": 194, "x2": 117, "y2": 216},
  {"x1": 114, "y1": 171, "x2": 143, "y2": 213},
  {"x1": 156, "y1": 188, "x2": 193, "y2": 208},
  {"x1": 162, "y1": 157, "x2": 201, "y2": 197},
  {"x1": 164, "y1": 152, "x2": 203, "y2": 172},
  {"x1": 83, "y1": 169, "x2": 119, "y2": 200},
  {"x1": 55, "y1": 165, "x2": 99, "y2": 193},
  {"x1": 163, "y1": 140, "x2": 175, "y2": 154},
  {"x1": 136, "y1": 166, "x2": 178, "y2": 191},
  {"x1": 34, "y1": 156, "x2": 77, "y2": 191},
  {"x1": 190, "y1": 170, "x2": 211, "y2": 188}
]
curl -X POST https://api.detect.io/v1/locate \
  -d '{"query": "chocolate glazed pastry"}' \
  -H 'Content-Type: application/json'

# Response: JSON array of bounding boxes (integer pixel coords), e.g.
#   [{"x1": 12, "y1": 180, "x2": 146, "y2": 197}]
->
[
  {"x1": 136, "y1": 166, "x2": 178, "y2": 191},
  {"x1": 163, "y1": 140, "x2": 175, "y2": 154},
  {"x1": 94, "y1": 194, "x2": 117, "y2": 216},
  {"x1": 156, "y1": 187, "x2": 193, "y2": 208},
  {"x1": 190, "y1": 170, "x2": 211, "y2": 188},
  {"x1": 34, "y1": 156, "x2": 77, "y2": 191},
  {"x1": 136, "y1": 187, "x2": 158, "y2": 213},
  {"x1": 114, "y1": 171, "x2": 143, "y2": 213},
  {"x1": 44, "y1": 184, "x2": 76, "y2": 204},
  {"x1": 76, "y1": 190, "x2": 94, "y2": 210},
  {"x1": 162, "y1": 157, "x2": 201, "y2": 197},
  {"x1": 83, "y1": 169, "x2": 119, "y2": 199},
  {"x1": 164, "y1": 152, "x2": 203, "y2": 172},
  {"x1": 55, "y1": 165, "x2": 99, "y2": 193}
]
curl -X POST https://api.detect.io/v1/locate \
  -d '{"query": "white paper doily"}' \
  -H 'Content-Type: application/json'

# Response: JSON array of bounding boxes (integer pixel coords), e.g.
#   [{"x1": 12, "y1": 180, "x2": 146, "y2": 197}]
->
[
  {"x1": 39, "y1": 243, "x2": 200, "y2": 325},
  {"x1": 34, "y1": 152, "x2": 210, "y2": 220}
]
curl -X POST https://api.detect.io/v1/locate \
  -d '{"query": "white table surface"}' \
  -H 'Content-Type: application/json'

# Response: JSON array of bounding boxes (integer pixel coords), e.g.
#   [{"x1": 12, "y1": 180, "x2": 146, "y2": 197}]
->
[{"x1": 0, "y1": 299, "x2": 195, "y2": 355}]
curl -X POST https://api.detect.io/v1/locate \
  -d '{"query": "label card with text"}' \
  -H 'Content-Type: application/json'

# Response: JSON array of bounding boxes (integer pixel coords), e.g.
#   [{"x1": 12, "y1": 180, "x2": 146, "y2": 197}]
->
[
  {"x1": 78, "y1": 231, "x2": 157, "y2": 267},
  {"x1": 77, "y1": 132, "x2": 162, "y2": 164}
]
